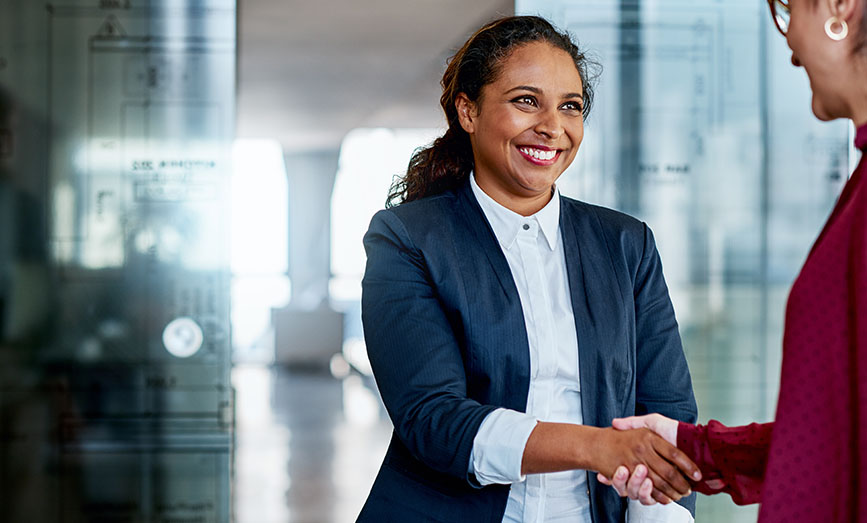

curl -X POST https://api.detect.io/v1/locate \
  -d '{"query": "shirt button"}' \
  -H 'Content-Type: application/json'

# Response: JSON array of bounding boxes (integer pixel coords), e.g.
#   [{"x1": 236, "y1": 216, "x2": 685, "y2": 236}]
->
[{"x1": 523, "y1": 224, "x2": 530, "y2": 230}]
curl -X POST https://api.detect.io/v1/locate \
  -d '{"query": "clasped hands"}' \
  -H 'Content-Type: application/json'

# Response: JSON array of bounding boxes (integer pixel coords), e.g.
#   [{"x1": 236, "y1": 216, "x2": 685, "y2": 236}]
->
[{"x1": 595, "y1": 413, "x2": 699, "y2": 506}]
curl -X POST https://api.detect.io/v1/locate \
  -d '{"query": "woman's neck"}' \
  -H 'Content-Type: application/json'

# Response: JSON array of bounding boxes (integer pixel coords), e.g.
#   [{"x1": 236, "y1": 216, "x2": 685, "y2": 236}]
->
[
  {"x1": 846, "y1": 59, "x2": 867, "y2": 128},
  {"x1": 850, "y1": 101, "x2": 867, "y2": 129}
]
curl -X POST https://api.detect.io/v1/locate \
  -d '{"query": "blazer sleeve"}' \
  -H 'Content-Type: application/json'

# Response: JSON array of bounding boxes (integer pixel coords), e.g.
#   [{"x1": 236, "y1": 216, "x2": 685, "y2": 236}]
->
[
  {"x1": 632, "y1": 225, "x2": 697, "y2": 423},
  {"x1": 361, "y1": 209, "x2": 499, "y2": 482},
  {"x1": 677, "y1": 420, "x2": 772, "y2": 505}
]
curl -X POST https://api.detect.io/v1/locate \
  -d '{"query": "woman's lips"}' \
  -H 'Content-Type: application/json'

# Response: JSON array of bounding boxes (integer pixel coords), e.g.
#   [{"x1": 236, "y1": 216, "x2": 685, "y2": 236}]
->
[{"x1": 517, "y1": 145, "x2": 561, "y2": 166}]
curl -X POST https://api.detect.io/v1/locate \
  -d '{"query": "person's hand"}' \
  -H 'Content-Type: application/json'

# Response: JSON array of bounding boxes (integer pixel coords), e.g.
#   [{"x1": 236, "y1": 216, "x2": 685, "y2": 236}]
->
[
  {"x1": 597, "y1": 464, "x2": 656, "y2": 505},
  {"x1": 596, "y1": 414, "x2": 694, "y2": 505},
  {"x1": 611, "y1": 413, "x2": 678, "y2": 445},
  {"x1": 590, "y1": 427, "x2": 700, "y2": 504}
]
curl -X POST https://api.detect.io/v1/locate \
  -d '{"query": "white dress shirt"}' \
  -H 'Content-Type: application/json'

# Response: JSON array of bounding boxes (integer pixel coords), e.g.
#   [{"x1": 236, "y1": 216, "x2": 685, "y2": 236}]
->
[{"x1": 467, "y1": 174, "x2": 693, "y2": 523}]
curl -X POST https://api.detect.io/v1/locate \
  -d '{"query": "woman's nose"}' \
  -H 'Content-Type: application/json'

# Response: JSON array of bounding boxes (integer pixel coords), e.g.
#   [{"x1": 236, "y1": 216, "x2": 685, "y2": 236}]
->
[{"x1": 534, "y1": 109, "x2": 563, "y2": 139}]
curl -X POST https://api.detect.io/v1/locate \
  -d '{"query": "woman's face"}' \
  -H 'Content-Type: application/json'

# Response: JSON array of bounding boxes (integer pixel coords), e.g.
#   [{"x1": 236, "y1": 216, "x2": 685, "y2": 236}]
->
[
  {"x1": 785, "y1": 0, "x2": 858, "y2": 120},
  {"x1": 457, "y1": 41, "x2": 585, "y2": 214}
]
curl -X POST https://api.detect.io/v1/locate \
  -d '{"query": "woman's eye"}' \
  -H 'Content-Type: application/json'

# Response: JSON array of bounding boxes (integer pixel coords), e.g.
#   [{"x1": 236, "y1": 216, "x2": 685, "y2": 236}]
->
[
  {"x1": 512, "y1": 96, "x2": 536, "y2": 106},
  {"x1": 561, "y1": 101, "x2": 583, "y2": 112}
]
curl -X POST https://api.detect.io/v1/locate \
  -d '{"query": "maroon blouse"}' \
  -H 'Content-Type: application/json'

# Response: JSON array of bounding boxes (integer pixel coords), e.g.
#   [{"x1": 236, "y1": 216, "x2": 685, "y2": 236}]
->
[{"x1": 677, "y1": 123, "x2": 867, "y2": 521}]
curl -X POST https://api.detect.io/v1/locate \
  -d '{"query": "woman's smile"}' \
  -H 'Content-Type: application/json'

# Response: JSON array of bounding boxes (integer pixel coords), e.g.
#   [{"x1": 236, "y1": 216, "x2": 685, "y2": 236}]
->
[{"x1": 516, "y1": 145, "x2": 562, "y2": 166}]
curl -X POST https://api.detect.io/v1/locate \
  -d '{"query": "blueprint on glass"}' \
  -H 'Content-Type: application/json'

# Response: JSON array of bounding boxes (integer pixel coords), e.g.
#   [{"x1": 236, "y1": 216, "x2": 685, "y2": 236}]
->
[
  {"x1": 44, "y1": 0, "x2": 235, "y2": 418},
  {"x1": 0, "y1": 1, "x2": 235, "y2": 520}
]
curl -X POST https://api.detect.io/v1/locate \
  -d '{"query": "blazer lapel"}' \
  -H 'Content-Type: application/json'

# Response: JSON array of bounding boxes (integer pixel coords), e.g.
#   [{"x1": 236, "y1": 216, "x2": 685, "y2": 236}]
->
[
  {"x1": 455, "y1": 180, "x2": 532, "y2": 411},
  {"x1": 561, "y1": 199, "x2": 612, "y2": 429},
  {"x1": 456, "y1": 180, "x2": 521, "y2": 302}
]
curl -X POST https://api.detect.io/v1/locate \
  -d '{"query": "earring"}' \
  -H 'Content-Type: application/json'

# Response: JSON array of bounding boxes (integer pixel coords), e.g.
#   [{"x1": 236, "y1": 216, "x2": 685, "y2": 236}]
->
[{"x1": 824, "y1": 16, "x2": 849, "y2": 41}]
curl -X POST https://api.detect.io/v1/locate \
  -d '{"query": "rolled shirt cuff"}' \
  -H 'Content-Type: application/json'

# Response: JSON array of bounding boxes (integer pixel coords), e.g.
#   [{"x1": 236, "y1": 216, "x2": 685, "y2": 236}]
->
[{"x1": 469, "y1": 408, "x2": 539, "y2": 486}]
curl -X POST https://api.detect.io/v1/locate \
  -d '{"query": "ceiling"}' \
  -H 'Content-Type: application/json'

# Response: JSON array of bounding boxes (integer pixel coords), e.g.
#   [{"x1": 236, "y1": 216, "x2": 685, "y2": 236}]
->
[{"x1": 237, "y1": 0, "x2": 514, "y2": 154}]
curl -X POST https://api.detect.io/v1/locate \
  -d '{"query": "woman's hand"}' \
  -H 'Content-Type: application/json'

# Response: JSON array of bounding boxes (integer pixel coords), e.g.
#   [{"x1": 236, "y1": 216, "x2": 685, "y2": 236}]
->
[
  {"x1": 591, "y1": 427, "x2": 700, "y2": 504},
  {"x1": 596, "y1": 414, "x2": 688, "y2": 505},
  {"x1": 612, "y1": 413, "x2": 678, "y2": 445},
  {"x1": 598, "y1": 464, "x2": 655, "y2": 504}
]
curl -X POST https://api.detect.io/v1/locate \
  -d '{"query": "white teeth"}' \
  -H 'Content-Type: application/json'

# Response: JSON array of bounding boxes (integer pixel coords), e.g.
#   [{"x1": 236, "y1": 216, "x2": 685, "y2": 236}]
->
[{"x1": 519, "y1": 147, "x2": 556, "y2": 161}]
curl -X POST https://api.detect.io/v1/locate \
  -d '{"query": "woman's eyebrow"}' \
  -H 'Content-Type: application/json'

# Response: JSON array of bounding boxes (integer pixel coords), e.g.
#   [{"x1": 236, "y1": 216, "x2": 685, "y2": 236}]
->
[
  {"x1": 505, "y1": 85, "x2": 542, "y2": 94},
  {"x1": 505, "y1": 85, "x2": 583, "y2": 101}
]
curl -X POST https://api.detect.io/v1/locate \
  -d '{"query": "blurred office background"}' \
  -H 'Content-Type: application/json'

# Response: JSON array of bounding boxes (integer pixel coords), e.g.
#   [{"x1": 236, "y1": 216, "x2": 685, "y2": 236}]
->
[{"x1": 0, "y1": 0, "x2": 856, "y2": 521}]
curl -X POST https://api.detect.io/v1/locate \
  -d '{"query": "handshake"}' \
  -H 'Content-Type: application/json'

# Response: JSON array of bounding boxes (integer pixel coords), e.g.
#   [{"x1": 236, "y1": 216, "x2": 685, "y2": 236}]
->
[{"x1": 594, "y1": 413, "x2": 710, "y2": 506}]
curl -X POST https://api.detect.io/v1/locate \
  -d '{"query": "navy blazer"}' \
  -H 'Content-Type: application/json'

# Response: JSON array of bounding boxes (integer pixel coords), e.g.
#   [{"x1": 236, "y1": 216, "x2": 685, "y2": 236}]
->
[{"x1": 358, "y1": 179, "x2": 697, "y2": 522}]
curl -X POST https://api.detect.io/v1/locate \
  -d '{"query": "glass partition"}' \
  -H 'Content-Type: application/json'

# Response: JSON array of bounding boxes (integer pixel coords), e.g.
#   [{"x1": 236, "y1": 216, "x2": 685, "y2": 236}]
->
[
  {"x1": 516, "y1": 1, "x2": 852, "y2": 520},
  {"x1": 0, "y1": 1, "x2": 235, "y2": 521}
]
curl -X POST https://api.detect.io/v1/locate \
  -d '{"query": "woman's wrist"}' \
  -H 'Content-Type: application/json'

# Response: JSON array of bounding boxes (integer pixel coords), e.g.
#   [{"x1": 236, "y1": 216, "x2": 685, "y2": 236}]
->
[{"x1": 574, "y1": 425, "x2": 605, "y2": 471}]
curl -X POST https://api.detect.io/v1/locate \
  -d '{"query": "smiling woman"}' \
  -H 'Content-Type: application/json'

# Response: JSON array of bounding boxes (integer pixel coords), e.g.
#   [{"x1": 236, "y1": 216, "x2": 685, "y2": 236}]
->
[
  {"x1": 359, "y1": 16, "x2": 701, "y2": 523},
  {"x1": 386, "y1": 18, "x2": 598, "y2": 212},
  {"x1": 456, "y1": 41, "x2": 586, "y2": 216}
]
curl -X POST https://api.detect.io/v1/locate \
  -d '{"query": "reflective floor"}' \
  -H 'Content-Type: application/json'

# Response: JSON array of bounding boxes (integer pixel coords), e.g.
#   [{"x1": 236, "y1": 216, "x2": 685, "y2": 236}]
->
[
  {"x1": 233, "y1": 365, "x2": 392, "y2": 523},
  {"x1": 231, "y1": 364, "x2": 757, "y2": 523}
]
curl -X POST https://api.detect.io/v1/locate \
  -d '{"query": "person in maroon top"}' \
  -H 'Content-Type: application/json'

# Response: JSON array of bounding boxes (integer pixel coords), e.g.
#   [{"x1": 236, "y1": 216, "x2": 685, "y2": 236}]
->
[{"x1": 598, "y1": 0, "x2": 867, "y2": 520}]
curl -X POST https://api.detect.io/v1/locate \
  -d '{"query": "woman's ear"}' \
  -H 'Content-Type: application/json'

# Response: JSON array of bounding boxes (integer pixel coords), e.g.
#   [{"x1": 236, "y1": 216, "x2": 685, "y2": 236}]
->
[
  {"x1": 455, "y1": 93, "x2": 477, "y2": 134},
  {"x1": 830, "y1": 0, "x2": 860, "y2": 23}
]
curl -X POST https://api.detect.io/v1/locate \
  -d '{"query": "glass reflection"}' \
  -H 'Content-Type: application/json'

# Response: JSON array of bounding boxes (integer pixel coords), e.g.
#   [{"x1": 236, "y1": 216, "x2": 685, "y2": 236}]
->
[{"x1": 1, "y1": 1, "x2": 235, "y2": 520}]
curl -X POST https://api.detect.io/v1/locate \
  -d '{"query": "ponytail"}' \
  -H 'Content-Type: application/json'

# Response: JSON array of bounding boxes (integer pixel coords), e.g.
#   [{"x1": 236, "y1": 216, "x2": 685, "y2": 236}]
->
[{"x1": 386, "y1": 128, "x2": 472, "y2": 208}]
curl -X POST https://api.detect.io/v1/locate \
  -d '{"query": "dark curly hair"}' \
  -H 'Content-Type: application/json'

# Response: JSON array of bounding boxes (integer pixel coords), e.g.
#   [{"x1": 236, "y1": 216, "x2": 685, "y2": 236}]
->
[{"x1": 386, "y1": 15, "x2": 600, "y2": 207}]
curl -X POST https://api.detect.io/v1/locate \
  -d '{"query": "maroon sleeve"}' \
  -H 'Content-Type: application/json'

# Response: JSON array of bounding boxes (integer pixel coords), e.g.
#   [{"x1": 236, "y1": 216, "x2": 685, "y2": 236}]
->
[{"x1": 676, "y1": 420, "x2": 773, "y2": 505}]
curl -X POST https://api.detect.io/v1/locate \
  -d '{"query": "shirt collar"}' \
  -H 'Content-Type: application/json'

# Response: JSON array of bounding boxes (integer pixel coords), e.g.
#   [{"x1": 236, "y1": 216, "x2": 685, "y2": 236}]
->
[{"x1": 470, "y1": 172, "x2": 560, "y2": 251}]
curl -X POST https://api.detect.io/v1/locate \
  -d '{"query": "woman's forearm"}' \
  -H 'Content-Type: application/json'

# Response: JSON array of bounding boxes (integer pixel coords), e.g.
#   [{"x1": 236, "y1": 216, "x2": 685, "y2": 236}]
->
[{"x1": 521, "y1": 422, "x2": 599, "y2": 474}]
